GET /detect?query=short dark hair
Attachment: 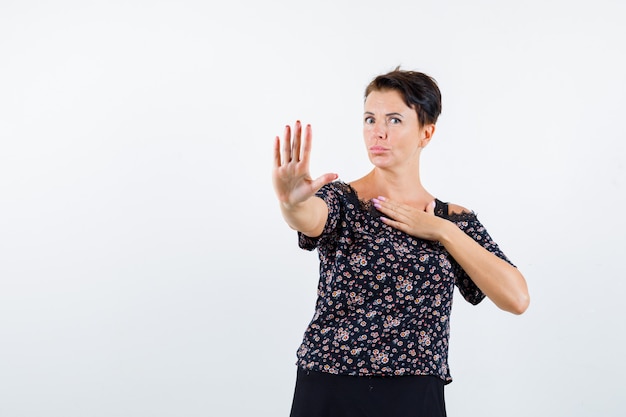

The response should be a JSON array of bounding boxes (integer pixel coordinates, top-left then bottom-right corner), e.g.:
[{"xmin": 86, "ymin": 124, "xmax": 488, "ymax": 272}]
[{"xmin": 365, "ymin": 67, "xmax": 442, "ymax": 126}]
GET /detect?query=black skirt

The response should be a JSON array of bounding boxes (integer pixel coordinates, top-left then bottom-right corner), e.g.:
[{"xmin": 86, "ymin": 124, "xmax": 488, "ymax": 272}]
[{"xmin": 289, "ymin": 368, "xmax": 447, "ymax": 417}]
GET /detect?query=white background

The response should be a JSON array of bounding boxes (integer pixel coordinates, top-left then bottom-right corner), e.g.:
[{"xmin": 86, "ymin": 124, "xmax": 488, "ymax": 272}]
[{"xmin": 1, "ymin": 1, "xmax": 625, "ymax": 416}]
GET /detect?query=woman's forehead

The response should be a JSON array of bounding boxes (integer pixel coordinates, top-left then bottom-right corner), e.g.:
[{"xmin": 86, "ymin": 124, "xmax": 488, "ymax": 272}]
[{"xmin": 364, "ymin": 89, "xmax": 412, "ymax": 112}]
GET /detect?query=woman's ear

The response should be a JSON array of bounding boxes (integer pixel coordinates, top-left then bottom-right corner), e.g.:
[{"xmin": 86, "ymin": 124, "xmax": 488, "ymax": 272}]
[{"xmin": 419, "ymin": 124, "xmax": 436, "ymax": 148}]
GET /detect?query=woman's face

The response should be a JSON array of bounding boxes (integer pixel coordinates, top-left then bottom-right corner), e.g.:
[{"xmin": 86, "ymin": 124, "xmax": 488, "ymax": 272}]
[{"xmin": 363, "ymin": 89, "xmax": 432, "ymax": 170}]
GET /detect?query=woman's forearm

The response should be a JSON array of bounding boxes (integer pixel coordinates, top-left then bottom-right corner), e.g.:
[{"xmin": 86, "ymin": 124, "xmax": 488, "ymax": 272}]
[
  {"xmin": 280, "ymin": 196, "xmax": 329, "ymax": 238},
  {"xmin": 438, "ymin": 223, "xmax": 530, "ymax": 314}
]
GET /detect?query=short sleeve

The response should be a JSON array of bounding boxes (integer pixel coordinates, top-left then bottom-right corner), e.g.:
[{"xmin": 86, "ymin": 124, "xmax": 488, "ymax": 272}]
[
  {"xmin": 449, "ymin": 212, "xmax": 516, "ymax": 305},
  {"xmin": 297, "ymin": 182, "xmax": 342, "ymax": 251}
]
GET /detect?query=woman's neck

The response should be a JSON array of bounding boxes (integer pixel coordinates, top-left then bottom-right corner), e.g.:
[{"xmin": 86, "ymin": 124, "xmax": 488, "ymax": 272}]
[{"xmin": 352, "ymin": 167, "xmax": 434, "ymax": 208}]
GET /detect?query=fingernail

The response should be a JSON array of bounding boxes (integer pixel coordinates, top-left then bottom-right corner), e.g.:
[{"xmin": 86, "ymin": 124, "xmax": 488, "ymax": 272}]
[{"xmin": 378, "ymin": 196, "xmax": 386, "ymax": 201}]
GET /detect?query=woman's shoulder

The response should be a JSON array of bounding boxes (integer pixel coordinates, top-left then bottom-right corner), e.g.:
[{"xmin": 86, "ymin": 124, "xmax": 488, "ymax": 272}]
[
  {"xmin": 345, "ymin": 177, "xmax": 371, "ymax": 200},
  {"xmin": 316, "ymin": 180, "xmax": 358, "ymax": 204},
  {"xmin": 320, "ymin": 180, "xmax": 352, "ymax": 194},
  {"xmin": 447, "ymin": 202, "xmax": 472, "ymax": 216},
  {"xmin": 436, "ymin": 200, "xmax": 477, "ymax": 222}
]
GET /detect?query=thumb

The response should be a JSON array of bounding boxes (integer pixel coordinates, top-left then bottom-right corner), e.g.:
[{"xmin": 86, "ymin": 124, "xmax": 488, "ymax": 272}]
[
  {"xmin": 426, "ymin": 200, "xmax": 436, "ymax": 215},
  {"xmin": 311, "ymin": 172, "xmax": 339, "ymax": 192}
]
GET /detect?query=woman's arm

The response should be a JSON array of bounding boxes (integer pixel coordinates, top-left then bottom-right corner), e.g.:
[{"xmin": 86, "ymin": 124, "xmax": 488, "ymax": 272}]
[
  {"xmin": 372, "ymin": 197, "xmax": 530, "ymax": 314},
  {"xmin": 437, "ymin": 221, "xmax": 530, "ymax": 314},
  {"xmin": 279, "ymin": 197, "xmax": 329, "ymax": 237}
]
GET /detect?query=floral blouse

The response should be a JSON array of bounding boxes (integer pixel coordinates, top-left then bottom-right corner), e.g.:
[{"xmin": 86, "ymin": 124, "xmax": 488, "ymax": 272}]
[{"xmin": 296, "ymin": 181, "xmax": 514, "ymax": 384}]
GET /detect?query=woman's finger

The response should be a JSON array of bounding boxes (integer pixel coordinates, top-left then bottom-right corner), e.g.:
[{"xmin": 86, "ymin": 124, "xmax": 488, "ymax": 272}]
[
  {"xmin": 273, "ymin": 136, "xmax": 282, "ymax": 168},
  {"xmin": 300, "ymin": 123, "xmax": 313, "ymax": 166},
  {"xmin": 373, "ymin": 198, "xmax": 401, "ymax": 222},
  {"xmin": 291, "ymin": 120, "xmax": 302, "ymax": 163},
  {"xmin": 374, "ymin": 197, "xmax": 408, "ymax": 217},
  {"xmin": 311, "ymin": 172, "xmax": 339, "ymax": 192},
  {"xmin": 281, "ymin": 124, "xmax": 292, "ymax": 165},
  {"xmin": 380, "ymin": 216, "xmax": 409, "ymax": 233}
]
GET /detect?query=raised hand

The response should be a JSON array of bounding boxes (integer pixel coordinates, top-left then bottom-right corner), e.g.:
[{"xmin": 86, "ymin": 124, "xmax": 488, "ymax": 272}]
[{"xmin": 272, "ymin": 121, "xmax": 337, "ymax": 208}]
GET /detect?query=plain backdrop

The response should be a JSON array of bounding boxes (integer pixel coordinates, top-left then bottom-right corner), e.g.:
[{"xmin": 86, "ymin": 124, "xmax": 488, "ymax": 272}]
[{"xmin": 1, "ymin": 1, "xmax": 625, "ymax": 416}]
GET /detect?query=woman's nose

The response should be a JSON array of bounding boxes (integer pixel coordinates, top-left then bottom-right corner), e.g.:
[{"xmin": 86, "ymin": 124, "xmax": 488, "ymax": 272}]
[{"xmin": 372, "ymin": 121, "xmax": 387, "ymax": 139}]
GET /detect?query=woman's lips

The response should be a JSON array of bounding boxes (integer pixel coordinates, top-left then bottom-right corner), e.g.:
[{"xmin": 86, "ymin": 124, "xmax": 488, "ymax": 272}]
[{"xmin": 369, "ymin": 146, "xmax": 389, "ymax": 153}]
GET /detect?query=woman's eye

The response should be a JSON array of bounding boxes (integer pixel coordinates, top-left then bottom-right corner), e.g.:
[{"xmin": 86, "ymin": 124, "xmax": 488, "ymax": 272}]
[
  {"xmin": 364, "ymin": 117, "xmax": 374, "ymax": 124},
  {"xmin": 389, "ymin": 117, "xmax": 401, "ymax": 124}
]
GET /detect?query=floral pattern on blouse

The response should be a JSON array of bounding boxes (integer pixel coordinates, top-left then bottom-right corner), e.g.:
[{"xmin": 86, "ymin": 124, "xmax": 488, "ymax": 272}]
[{"xmin": 296, "ymin": 181, "xmax": 514, "ymax": 384}]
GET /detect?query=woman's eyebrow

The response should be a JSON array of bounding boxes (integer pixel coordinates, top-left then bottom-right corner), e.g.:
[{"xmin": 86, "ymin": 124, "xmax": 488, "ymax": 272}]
[{"xmin": 363, "ymin": 111, "xmax": 404, "ymax": 117}]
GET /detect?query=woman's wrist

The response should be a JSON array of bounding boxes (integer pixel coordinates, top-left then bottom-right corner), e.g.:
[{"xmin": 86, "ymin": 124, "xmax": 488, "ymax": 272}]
[{"xmin": 436, "ymin": 220, "xmax": 461, "ymax": 245}]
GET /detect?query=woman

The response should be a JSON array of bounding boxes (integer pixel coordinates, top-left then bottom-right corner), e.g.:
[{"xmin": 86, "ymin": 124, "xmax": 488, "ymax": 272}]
[{"xmin": 272, "ymin": 68, "xmax": 530, "ymax": 417}]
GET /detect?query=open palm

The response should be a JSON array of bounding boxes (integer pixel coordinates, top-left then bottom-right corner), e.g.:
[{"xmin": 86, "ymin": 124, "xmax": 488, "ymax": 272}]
[{"xmin": 272, "ymin": 121, "xmax": 337, "ymax": 207}]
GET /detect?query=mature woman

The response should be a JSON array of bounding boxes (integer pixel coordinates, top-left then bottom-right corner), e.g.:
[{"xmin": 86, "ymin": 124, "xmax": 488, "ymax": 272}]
[{"xmin": 272, "ymin": 68, "xmax": 529, "ymax": 417}]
